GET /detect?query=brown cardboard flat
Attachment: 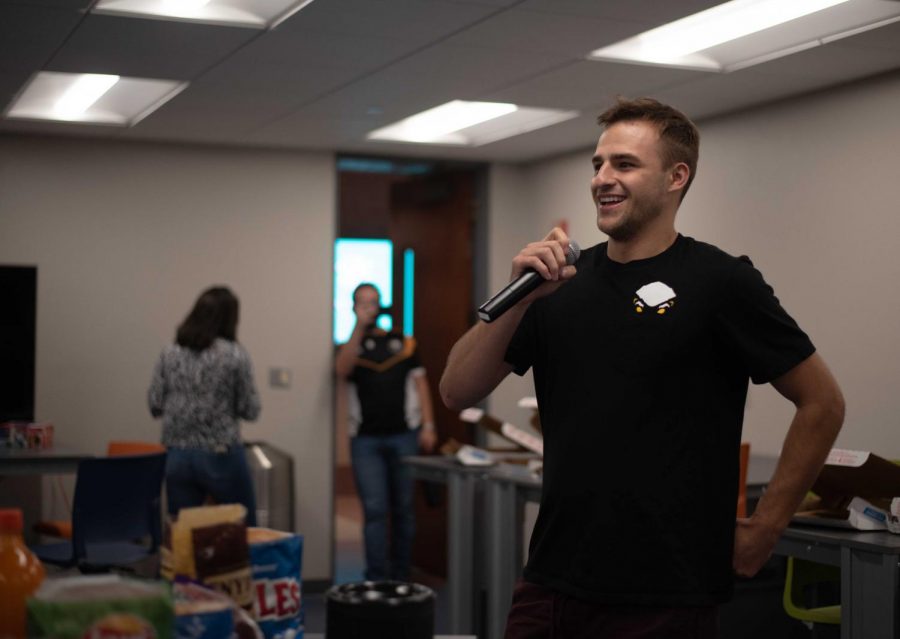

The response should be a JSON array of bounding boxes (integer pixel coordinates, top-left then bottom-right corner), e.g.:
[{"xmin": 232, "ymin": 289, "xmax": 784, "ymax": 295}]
[
  {"xmin": 812, "ymin": 449, "xmax": 900, "ymax": 509},
  {"xmin": 793, "ymin": 449, "xmax": 900, "ymax": 529}
]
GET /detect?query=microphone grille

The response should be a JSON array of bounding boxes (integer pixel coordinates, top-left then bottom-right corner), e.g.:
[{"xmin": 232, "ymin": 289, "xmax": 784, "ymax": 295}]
[{"xmin": 565, "ymin": 240, "xmax": 581, "ymax": 265}]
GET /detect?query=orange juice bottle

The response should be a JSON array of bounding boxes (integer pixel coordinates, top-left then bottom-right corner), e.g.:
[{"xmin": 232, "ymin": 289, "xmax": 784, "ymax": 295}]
[{"xmin": 0, "ymin": 508, "xmax": 46, "ymax": 638}]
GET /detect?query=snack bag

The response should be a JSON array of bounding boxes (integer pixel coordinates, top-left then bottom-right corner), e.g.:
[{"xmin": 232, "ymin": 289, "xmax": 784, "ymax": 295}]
[
  {"xmin": 248, "ymin": 528, "xmax": 304, "ymax": 639},
  {"xmin": 174, "ymin": 581, "xmax": 265, "ymax": 639},
  {"xmin": 161, "ymin": 504, "xmax": 253, "ymax": 611},
  {"xmin": 27, "ymin": 575, "xmax": 173, "ymax": 639},
  {"xmin": 173, "ymin": 582, "xmax": 234, "ymax": 639}
]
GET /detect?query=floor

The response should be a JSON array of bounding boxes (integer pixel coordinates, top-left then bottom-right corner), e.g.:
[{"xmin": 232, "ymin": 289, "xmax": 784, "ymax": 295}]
[{"xmin": 304, "ymin": 492, "xmax": 450, "ymax": 633}]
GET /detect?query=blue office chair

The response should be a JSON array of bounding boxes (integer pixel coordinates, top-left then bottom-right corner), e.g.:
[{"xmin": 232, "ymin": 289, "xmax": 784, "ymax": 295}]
[{"xmin": 31, "ymin": 452, "xmax": 167, "ymax": 573}]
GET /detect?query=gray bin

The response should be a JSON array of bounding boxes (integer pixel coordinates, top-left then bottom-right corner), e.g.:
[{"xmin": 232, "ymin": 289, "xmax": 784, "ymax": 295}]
[{"xmin": 244, "ymin": 441, "xmax": 295, "ymax": 531}]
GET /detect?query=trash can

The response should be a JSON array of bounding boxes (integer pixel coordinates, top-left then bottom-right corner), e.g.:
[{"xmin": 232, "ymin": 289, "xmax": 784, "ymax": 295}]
[
  {"xmin": 326, "ymin": 581, "xmax": 435, "ymax": 639},
  {"xmin": 244, "ymin": 441, "xmax": 294, "ymax": 531}
]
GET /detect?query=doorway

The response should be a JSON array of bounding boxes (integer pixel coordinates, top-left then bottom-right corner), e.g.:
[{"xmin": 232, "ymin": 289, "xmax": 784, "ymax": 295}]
[{"xmin": 332, "ymin": 156, "xmax": 485, "ymax": 585}]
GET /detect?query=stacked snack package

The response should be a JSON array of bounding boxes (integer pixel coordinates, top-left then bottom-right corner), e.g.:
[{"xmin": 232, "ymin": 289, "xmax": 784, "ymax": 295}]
[
  {"xmin": 27, "ymin": 575, "xmax": 173, "ymax": 639},
  {"xmin": 161, "ymin": 504, "xmax": 254, "ymax": 611},
  {"xmin": 248, "ymin": 528, "xmax": 304, "ymax": 639},
  {"xmin": 162, "ymin": 504, "xmax": 304, "ymax": 639}
]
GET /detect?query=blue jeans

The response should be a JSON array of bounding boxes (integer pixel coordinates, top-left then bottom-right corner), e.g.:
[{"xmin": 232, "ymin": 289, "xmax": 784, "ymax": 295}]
[
  {"xmin": 350, "ymin": 429, "xmax": 419, "ymax": 581},
  {"xmin": 165, "ymin": 445, "xmax": 257, "ymax": 526}
]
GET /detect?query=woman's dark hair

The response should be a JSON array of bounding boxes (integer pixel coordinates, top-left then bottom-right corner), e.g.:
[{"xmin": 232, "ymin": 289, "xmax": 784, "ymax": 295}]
[{"xmin": 176, "ymin": 286, "xmax": 239, "ymax": 351}]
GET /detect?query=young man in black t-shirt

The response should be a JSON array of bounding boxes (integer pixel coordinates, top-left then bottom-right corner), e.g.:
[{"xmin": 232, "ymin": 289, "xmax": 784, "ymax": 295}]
[
  {"xmin": 335, "ymin": 283, "xmax": 437, "ymax": 581},
  {"xmin": 440, "ymin": 98, "xmax": 844, "ymax": 638}
]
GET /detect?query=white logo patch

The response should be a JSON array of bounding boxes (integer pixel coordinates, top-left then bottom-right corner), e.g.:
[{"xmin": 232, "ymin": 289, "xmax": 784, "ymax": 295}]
[{"xmin": 633, "ymin": 281, "xmax": 677, "ymax": 315}]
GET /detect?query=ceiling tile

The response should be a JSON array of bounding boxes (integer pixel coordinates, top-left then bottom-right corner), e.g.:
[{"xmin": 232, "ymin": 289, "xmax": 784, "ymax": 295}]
[
  {"xmin": 285, "ymin": 42, "xmax": 571, "ymax": 123},
  {"xmin": 0, "ymin": 4, "xmax": 83, "ymax": 72},
  {"xmin": 648, "ymin": 67, "xmax": 862, "ymax": 123},
  {"xmin": 483, "ymin": 60, "xmax": 706, "ymax": 110},
  {"xmin": 243, "ymin": 113, "xmax": 380, "ymax": 148},
  {"xmin": 277, "ymin": 0, "xmax": 499, "ymax": 43},
  {"xmin": 201, "ymin": 29, "xmax": 422, "ymax": 80},
  {"xmin": 518, "ymin": 0, "xmax": 724, "ymax": 26},
  {"xmin": 445, "ymin": 8, "xmax": 644, "ymax": 57},
  {"xmin": 443, "ymin": 0, "xmax": 521, "ymax": 5},
  {"xmin": 0, "ymin": 0, "xmax": 91, "ymax": 7},
  {"xmin": 0, "ymin": 69, "xmax": 34, "ymax": 111},
  {"xmin": 196, "ymin": 63, "xmax": 362, "ymax": 103},
  {"xmin": 47, "ymin": 14, "xmax": 259, "ymax": 79}
]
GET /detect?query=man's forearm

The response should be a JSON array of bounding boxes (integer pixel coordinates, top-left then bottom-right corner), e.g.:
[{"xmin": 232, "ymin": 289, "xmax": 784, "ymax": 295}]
[
  {"xmin": 439, "ymin": 304, "xmax": 525, "ymax": 410},
  {"xmin": 752, "ymin": 401, "xmax": 844, "ymax": 533}
]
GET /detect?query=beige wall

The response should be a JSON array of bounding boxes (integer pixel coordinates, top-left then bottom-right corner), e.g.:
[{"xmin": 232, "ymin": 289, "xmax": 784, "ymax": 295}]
[
  {"xmin": 0, "ymin": 136, "xmax": 336, "ymax": 579},
  {"xmin": 483, "ymin": 165, "xmax": 538, "ymax": 433},
  {"xmin": 489, "ymin": 70, "xmax": 900, "ymax": 458}
]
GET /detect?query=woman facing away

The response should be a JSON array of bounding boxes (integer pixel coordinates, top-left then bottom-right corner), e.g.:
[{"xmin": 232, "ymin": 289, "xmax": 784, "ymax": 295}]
[{"xmin": 148, "ymin": 286, "xmax": 261, "ymax": 525}]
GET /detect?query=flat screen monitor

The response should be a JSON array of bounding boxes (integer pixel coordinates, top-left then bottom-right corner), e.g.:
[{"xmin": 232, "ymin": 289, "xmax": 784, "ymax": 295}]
[{"xmin": 0, "ymin": 266, "xmax": 37, "ymax": 422}]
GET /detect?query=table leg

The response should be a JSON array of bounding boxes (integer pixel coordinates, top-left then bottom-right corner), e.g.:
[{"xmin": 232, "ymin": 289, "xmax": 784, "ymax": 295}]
[
  {"xmin": 841, "ymin": 546, "xmax": 899, "ymax": 639},
  {"xmin": 486, "ymin": 480, "xmax": 518, "ymax": 639},
  {"xmin": 446, "ymin": 473, "xmax": 476, "ymax": 634}
]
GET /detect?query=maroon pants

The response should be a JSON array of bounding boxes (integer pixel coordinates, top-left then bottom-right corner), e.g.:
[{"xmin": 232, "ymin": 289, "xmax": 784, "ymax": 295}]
[{"xmin": 504, "ymin": 580, "xmax": 719, "ymax": 639}]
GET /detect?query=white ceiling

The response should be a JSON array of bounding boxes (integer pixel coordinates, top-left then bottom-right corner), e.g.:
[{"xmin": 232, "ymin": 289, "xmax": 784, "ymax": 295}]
[{"xmin": 2, "ymin": 0, "xmax": 900, "ymax": 163}]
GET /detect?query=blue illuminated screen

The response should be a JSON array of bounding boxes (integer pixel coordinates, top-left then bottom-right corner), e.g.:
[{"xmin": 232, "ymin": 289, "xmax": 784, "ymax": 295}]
[{"xmin": 334, "ymin": 238, "xmax": 393, "ymax": 344}]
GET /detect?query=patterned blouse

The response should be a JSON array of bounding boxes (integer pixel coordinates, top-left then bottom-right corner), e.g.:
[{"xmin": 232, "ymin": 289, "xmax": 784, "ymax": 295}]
[{"xmin": 148, "ymin": 338, "xmax": 260, "ymax": 449}]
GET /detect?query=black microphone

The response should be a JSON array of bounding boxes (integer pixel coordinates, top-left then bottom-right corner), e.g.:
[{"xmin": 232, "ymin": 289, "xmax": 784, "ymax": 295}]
[{"xmin": 477, "ymin": 240, "xmax": 581, "ymax": 322}]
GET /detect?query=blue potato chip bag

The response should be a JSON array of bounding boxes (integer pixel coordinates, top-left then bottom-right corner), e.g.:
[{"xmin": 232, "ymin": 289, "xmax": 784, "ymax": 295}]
[{"xmin": 248, "ymin": 528, "xmax": 304, "ymax": 639}]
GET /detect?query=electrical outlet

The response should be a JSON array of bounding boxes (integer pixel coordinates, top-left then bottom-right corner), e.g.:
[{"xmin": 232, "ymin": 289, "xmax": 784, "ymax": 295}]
[{"xmin": 269, "ymin": 367, "xmax": 292, "ymax": 389}]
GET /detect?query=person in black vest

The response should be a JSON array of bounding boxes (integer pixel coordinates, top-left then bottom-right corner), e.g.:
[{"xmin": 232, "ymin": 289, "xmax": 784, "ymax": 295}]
[
  {"xmin": 440, "ymin": 97, "xmax": 845, "ymax": 638},
  {"xmin": 335, "ymin": 283, "xmax": 437, "ymax": 581}
]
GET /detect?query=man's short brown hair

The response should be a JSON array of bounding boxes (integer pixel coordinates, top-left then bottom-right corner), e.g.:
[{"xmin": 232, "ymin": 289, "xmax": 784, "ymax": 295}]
[{"xmin": 597, "ymin": 97, "xmax": 700, "ymax": 201}]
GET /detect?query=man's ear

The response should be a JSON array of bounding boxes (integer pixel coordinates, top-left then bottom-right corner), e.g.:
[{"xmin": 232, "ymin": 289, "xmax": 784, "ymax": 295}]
[{"xmin": 669, "ymin": 162, "xmax": 690, "ymax": 193}]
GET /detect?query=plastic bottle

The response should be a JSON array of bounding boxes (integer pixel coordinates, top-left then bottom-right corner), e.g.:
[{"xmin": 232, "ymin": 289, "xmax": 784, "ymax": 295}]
[{"xmin": 0, "ymin": 508, "xmax": 46, "ymax": 638}]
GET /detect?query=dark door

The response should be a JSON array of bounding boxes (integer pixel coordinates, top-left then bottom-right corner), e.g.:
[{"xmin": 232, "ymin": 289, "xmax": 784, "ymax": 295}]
[
  {"xmin": 390, "ymin": 171, "xmax": 476, "ymax": 577},
  {"xmin": 336, "ymin": 163, "xmax": 482, "ymax": 579}
]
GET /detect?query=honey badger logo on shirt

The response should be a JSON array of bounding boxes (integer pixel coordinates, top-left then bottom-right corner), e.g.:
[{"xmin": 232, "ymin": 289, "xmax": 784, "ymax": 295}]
[{"xmin": 633, "ymin": 281, "xmax": 677, "ymax": 315}]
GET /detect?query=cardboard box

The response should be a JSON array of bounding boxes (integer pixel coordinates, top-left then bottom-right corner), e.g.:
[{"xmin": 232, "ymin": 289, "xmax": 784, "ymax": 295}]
[{"xmin": 793, "ymin": 448, "xmax": 900, "ymax": 530}]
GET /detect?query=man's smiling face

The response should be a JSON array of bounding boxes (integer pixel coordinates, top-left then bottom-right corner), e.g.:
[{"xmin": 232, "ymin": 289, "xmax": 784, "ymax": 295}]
[{"xmin": 590, "ymin": 119, "xmax": 674, "ymax": 242}]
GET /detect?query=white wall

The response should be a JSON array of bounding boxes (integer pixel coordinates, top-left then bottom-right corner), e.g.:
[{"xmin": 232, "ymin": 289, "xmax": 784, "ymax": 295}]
[
  {"xmin": 488, "ymin": 70, "xmax": 900, "ymax": 458},
  {"xmin": 484, "ymin": 165, "xmax": 538, "ymax": 432},
  {"xmin": 0, "ymin": 137, "xmax": 336, "ymax": 579}
]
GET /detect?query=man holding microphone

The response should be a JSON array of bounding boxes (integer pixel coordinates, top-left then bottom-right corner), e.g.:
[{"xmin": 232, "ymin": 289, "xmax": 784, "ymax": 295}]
[{"xmin": 440, "ymin": 97, "xmax": 844, "ymax": 638}]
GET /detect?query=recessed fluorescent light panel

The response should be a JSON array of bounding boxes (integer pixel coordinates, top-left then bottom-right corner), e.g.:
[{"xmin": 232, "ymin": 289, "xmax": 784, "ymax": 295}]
[
  {"xmin": 4, "ymin": 72, "xmax": 187, "ymax": 126},
  {"xmin": 588, "ymin": 0, "xmax": 900, "ymax": 72},
  {"xmin": 367, "ymin": 100, "xmax": 579, "ymax": 147},
  {"xmin": 92, "ymin": 0, "xmax": 315, "ymax": 28}
]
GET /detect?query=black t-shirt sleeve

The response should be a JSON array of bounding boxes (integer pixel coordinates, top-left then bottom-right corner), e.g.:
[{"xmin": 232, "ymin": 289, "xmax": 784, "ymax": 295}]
[
  {"xmin": 504, "ymin": 304, "xmax": 538, "ymax": 376},
  {"xmin": 715, "ymin": 258, "xmax": 815, "ymax": 384}
]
